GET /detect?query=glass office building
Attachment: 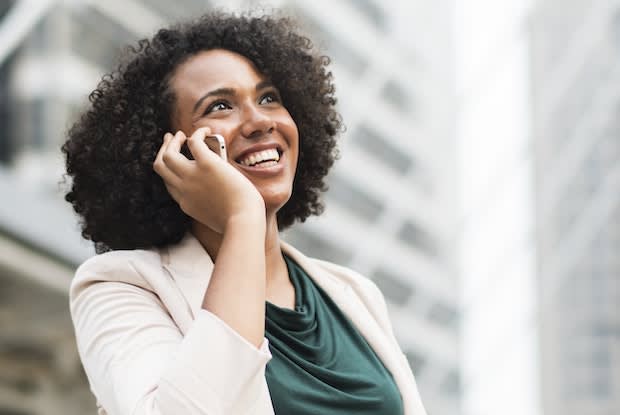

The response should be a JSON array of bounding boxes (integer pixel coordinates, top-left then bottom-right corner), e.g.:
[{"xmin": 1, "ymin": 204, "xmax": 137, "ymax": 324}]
[{"xmin": 530, "ymin": 1, "xmax": 620, "ymax": 414}]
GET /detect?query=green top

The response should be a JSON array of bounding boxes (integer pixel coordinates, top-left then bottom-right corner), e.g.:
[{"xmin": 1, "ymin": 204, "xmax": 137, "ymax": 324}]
[{"xmin": 265, "ymin": 255, "xmax": 404, "ymax": 415}]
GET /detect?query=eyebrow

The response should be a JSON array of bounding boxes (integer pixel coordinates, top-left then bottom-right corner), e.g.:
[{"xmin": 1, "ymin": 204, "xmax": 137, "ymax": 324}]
[{"xmin": 192, "ymin": 80, "xmax": 276, "ymax": 114}]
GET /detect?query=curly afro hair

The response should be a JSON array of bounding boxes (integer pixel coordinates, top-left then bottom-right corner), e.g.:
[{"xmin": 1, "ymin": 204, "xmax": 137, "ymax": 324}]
[{"xmin": 63, "ymin": 11, "xmax": 342, "ymax": 253}]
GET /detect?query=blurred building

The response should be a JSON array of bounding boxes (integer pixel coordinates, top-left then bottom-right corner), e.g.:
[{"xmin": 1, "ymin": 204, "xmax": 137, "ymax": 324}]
[
  {"xmin": 0, "ymin": 0, "xmax": 460, "ymax": 413},
  {"xmin": 530, "ymin": 1, "xmax": 620, "ymax": 414},
  {"xmin": 454, "ymin": 1, "xmax": 541, "ymax": 415}
]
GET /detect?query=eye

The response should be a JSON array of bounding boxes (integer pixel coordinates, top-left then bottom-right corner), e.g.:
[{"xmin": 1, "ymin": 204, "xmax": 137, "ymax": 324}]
[
  {"xmin": 204, "ymin": 100, "xmax": 232, "ymax": 115},
  {"xmin": 259, "ymin": 91, "xmax": 280, "ymax": 105}
]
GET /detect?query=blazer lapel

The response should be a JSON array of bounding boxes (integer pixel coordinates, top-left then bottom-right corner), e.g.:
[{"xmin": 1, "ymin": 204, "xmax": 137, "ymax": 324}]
[{"xmin": 161, "ymin": 233, "xmax": 215, "ymax": 330}]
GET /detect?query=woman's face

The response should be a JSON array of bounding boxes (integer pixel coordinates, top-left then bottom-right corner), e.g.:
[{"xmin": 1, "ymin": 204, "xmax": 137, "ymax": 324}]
[{"xmin": 169, "ymin": 49, "xmax": 299, "ymax": 215}]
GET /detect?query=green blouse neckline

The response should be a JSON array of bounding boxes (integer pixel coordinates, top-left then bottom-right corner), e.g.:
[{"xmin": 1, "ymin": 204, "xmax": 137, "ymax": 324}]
[{"xmin": 264, "ymin": 254, "xmax": 403, "ymax": 415}]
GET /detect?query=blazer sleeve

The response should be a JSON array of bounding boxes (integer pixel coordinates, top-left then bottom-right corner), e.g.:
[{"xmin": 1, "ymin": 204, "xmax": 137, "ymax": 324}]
[{"xmin": 70, "ymin": 256, "xmax": 272, "ymax": 415}]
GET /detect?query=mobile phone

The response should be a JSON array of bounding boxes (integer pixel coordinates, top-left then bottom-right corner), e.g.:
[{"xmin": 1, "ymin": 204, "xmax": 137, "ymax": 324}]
[
  {"xmin": 204, "ymin": 134, "xmax": 227, "ymax": 161},
  {"xmin": 182, "ymin": 134, "xmax": 227, "ymax": 161}
]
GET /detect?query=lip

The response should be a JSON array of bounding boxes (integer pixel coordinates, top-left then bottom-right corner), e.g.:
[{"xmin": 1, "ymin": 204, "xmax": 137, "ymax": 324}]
[{"xmin": 233, "ymin": 142, "xmax": 283, "ymax": 163}]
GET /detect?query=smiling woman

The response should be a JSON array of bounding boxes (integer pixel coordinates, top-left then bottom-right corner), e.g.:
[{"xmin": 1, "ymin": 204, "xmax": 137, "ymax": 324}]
[{"xmin": 62, "ymin": 10, "xmax": 427, "ymax": 415}]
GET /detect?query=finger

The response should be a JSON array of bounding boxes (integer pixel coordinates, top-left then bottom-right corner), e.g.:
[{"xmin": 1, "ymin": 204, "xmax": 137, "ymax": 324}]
[
  {"xmin": 168, "ymin": 130, "xmax": 188, "ymax": 152},
  {"xmin": 153, "ymin": 132, "xmax": 173, "ymax": 169},
  {"xmin": 154, "ymin": 133, "xmax": 182, "ymax": 183},
  {"xmin": 163, "ymin": 130, "xmax": 193, "ymax": 176},
  {"xmin": 187, "ymin": 127, "xmax": 219, "ymax": 163},
  {"xmin": 155, "ymin": 162, "xmax": 183, "ymax": 189},
  {"xmin": 154, "ymin": 133, "xmax": 175, "ymax": 175}
]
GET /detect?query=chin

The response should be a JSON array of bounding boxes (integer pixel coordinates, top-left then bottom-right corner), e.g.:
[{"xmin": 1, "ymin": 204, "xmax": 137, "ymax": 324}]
[{"xmin": 260, "ymin": 190, "xmax": 292, "ymax": 214}]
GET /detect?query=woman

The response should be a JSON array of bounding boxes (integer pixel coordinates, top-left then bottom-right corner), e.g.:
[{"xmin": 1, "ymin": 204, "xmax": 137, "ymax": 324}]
[{"xmin": 63, "ymin": 11, "xmax": 427, "ymax": 415}]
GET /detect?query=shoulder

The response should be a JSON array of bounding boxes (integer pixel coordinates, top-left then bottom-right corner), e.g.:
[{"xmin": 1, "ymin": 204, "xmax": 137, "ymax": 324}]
[
  {"xmin": 75, "ymin": 248, "xmax": 161, "ymax": 276},
  {"xmin": 71, "ymin": 248, "xmax": 164, "ymax": 299}
]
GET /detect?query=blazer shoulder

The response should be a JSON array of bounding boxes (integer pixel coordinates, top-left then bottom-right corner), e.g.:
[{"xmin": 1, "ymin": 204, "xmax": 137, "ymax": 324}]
[
  {"xmin": 71, "ymin": 248, "xmax": 163, "ymax": 296},
  {"xmin": 75, "ymin": 248, "xmax": 161, "ymax": 278}
]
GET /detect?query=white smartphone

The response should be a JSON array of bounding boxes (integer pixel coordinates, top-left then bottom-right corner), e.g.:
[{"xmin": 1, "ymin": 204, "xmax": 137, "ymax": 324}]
[{"xmin": 204, "ymin": 134, "xmax": 227, "ymax": 161}]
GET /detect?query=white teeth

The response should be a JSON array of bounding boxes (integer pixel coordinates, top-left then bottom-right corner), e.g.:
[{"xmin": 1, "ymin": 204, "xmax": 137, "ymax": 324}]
[{"xmin": 240, "ymin": 148, "xmax": 280, "ymax": 166}]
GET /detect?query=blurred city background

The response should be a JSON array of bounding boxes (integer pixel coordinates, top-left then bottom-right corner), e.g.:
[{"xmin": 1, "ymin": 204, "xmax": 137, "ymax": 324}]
[{"xmin": 0, "ymin": 0, "xmax": 617, "ymax": 414}]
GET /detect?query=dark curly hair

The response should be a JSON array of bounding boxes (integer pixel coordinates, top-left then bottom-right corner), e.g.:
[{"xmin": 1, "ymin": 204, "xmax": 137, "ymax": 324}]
[{"xmin": 62, "ymin": 11, "xmax": 342, "ymax": 253}]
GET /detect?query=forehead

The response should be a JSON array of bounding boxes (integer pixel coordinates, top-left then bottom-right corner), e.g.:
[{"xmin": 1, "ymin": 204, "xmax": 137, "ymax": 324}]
[{"xmin": 170, "ymin": 49, "xmax": 266, "ymax": 95}]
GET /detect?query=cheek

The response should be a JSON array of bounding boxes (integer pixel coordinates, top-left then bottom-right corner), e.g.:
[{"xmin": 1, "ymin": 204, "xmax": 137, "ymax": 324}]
[
  {"xmin": 286, "ymin": 131, "xmax": 300, "ymax": 167},
  {"xmin": 190, "ymin": 121, "xmax": 239, "ymax": 148},
  {"xmin": 277, "ymin": 116, "xmax": 299, "ymax": 148}
]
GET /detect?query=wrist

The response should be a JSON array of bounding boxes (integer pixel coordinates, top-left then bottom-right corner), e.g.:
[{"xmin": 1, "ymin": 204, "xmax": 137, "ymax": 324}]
[{"xmin": 225, "ymin": 208, "xmax": 266, "ymax": 234}]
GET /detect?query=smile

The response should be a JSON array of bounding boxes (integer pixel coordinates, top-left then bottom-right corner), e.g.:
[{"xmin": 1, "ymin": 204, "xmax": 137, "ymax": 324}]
[
  {"xmin": 238, "ymin": 148, "xmax": 280, "ymax": 167},
  {"xmin": 235, "ymin": 148, "xmax": 286, "ymax": 179}
]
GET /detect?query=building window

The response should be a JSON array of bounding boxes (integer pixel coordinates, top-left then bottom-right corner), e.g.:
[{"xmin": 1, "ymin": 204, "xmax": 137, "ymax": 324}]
[
  {"xmin": 326, "ymin": 36, "xmax": 368, "ymax": 77},
  {"xmin": 371, "ymin": 267, "xmax": 414, "ymax": 306},
  {"xmin": 354, "ymin": 124, "xmax": 414, "ymax": 175},
  {"xmin": 426, "ymin": 301, "xmax": 458, "ymax": 330},
  {"xmin": 397, "ymin": 220, "xmax": 437, "ymax": 257},
  {"xmin": 70, "ymin": 6, "xmax": 137, "ymax": 71},
  {"xmin": 326, "ymin": 173, "xmax": 385, "ymax": 222},
  {"xmin": 343, "ymin": 0, "xmax": 386, "ymax": 32},
  {"xmin": 298, "ymin": 13, "xmax": 368, "ymax": 78},
  {"xmin": 381, "ymin": 79, "xmax": 414, "ymax": 114}
]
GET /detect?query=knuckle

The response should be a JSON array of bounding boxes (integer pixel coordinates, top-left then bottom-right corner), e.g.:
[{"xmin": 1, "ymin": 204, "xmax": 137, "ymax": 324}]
[
  {"xmin": 161, "ymin": 153, "xmax": 173, "ymax": 164},
  {"xmin": 195, "ymin": 126, "xmax": 210, "ymax": 136},
  {"xmin": 153, "ymin": 156, "xmax": 164, "ymax": 167},
  {"xmin": 196, "ymin": 157, "xmax": 211, "ymax": 169}
]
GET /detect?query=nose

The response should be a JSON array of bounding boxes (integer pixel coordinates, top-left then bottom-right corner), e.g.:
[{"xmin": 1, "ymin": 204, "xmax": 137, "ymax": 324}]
[{"xmin": 240, "ymin": 104, "xmax": 275, "ymax": 139}]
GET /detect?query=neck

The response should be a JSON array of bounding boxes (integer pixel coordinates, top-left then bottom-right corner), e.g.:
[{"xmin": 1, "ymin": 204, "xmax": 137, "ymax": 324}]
[{"xmin": 191, "ymin": 213, "xmax": 289, "ymax": 287}]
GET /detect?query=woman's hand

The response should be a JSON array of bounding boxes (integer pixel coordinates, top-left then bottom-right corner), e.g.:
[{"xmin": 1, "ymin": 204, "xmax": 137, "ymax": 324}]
[{"xmin": 153, "ymin": 127, "xmax": 265, "ymax": 233}]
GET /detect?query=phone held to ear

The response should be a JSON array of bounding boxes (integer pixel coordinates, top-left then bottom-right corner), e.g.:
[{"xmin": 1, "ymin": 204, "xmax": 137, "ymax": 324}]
[
  {"xmin": 204, "ymin": 134, "xmax": 227, "ymax": 161},
  {"xmin": 182, "ymin": 134, "xmax": 227, "ymax": 162}
]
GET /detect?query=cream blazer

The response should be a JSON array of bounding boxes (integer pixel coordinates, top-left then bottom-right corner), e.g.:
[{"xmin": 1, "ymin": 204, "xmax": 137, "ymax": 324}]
[{"xmin": 70, "ymin": 233, "xmax": 427, "ymax": 415}]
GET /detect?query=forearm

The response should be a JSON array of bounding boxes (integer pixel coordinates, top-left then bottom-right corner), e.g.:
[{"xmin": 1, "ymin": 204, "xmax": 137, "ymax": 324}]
[{"xmin": 201, "ymin": 212, "xmax": 267, "ymax": 348}]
